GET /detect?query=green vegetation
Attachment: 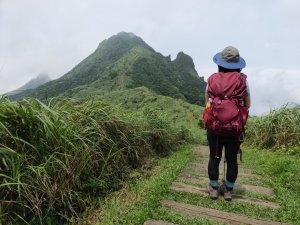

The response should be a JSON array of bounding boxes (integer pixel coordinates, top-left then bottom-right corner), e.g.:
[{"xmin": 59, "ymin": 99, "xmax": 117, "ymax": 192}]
[
  {"xmin": 0, "ymin": 95, "xmax": 196, "ymax": 224},
  {"xmin": 6, "ymin": 31, "xmax": 299, "ymax": 225},
  {"xmin": 80, "ymin": 105, "xmax": 300, "ymax": 225},
  {"xmin": 90, "ymin": 145, "xmax": 215, "ymax": 225},
  {"xmin": 84, "ymin": 145, "xmax": 298, "ymax": 225},
  {"xmin": 162, "ymin": 147, "xmax": 298, "ymax": 224},
  {"xmin": 3, "ymin": 78, "xmax": 300, "ymax": 224},
  {"xmin": 245, "ymin": 106, "xmax": 300, "ymax": 153},
  {"xmin": 100, "ymin": 87, "xmax": 206, "ymax": 144},
  {"xmin": 9, "ymin": 32, "xmax": 206, "ymax": 105},
  {"xmin": 243, "ymin": 148, "xmax": 300, "ymax": 224}
]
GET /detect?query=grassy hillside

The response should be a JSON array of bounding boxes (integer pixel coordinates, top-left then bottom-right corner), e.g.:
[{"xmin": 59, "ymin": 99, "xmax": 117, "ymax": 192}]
[
  {"xmin": 0, "ymin": 92, "xmax": 204, "ymax": 224},
  {"xmin": 99, "ymin": 87, "xmax": 205, "ymax": 143},
  {"xmin": 2, "ymin": 33, "xmax": 207, "ymax": 224}
]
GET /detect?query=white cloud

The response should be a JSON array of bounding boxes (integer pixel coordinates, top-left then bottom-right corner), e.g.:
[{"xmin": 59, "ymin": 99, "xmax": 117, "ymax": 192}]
[
  {"xmin": 198, "ymin": 67, "xmax": 300, "ymax": 116},
  {"xmin": 244, "ymin": 68, "xmax": 300, "ymax": 115},
  {"xmin": 1, "ymin": 0, "xmax": 300, "ymax": 113}
]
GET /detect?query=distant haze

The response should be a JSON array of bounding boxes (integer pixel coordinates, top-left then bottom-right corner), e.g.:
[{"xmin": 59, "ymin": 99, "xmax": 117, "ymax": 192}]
[
  {"xmin": 17, "ymin": 73, "xmax": 51, "ymax": 91},
  {"xmin": 244, "ymin": 68, "xmax": 300, "ymax": 115},
  {"xmin": 1, "ymin": 0, "xmax": 300, "ymax": 115},
  {"xmin": 201, "ymin": 67, "xmax": 300, "ymax": 115}
]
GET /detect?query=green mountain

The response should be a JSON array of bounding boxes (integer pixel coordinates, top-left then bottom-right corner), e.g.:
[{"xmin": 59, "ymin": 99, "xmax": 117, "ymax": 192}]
[
  {"xmin": 10, "ymin": 32, "xmax": 206, "ymax": 104},
  {"xmin": 7, "ymin": 73, "xmax": 51, "ymax": 96}
]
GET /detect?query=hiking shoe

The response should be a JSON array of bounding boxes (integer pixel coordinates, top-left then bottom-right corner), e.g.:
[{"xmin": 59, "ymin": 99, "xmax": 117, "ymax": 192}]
[
  {"xmin": 220, "ymin": 184, "xmax": 232, "ymax": 201},
  {"xmin": 208, "ymin": 185, "xmax": 219, "ymax": 200},
  {"xmin": 223, "ymin": 189, "xmax": 232, "ymax": 201}
]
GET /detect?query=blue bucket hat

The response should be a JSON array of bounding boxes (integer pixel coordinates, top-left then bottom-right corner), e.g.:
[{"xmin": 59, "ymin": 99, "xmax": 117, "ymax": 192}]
[{"xmin": 213, "ymin": 46, "xmax": 246, "ymax": 69}]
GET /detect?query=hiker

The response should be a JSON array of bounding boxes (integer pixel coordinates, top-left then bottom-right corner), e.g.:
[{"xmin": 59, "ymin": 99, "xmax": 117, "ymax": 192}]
[{"xmin": 203, "ymin": 46, "xmax": 251, "ymax": 201}]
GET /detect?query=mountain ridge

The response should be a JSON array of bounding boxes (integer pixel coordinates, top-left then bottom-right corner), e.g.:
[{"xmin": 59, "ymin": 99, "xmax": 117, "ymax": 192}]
[{"xmin": 9, "ymin": 32, "xmax": 206, "ymax": 104}]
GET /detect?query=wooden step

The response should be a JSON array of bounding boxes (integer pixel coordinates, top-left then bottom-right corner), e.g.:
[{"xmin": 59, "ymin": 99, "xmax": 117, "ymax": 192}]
[
  {"xmin": 161, "ymin": 200, "xmax": 289, "ymax": 225},
  {"xmin": 181, "ymin": 165, "xmax": 261, "ymax": 177},
  {"xmin": 186, "ymin": 163, "xmax": 254, "ymax": 176},
  {"xmin": 177, "ymin": 175, "xmax": 275, "ymax": 196},
  {"xmin": 170, "ymin": 182, "xmax": 280, "ymax": 209},
  {"xmin": 193, "ymin": 146, "xmax": 209, "ymax": 155},
  {"xmin": 181, "ymin": 170, "xmax": 262, "ymax": 180},
  {"xmin": 143, "ymin": 220, "xmax": 178, "ymax": 225}
]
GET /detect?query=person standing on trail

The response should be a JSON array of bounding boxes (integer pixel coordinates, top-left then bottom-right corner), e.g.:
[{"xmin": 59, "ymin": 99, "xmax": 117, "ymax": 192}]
[{"xmin": 203, "ymin": 46, "xmax": 251, "ymax": 201}]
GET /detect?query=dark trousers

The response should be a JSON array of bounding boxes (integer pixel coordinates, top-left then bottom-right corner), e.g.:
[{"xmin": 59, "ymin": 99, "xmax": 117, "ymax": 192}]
[{"xmin": 207, "ymin": 131, "xmax": 239, "ymax": 183}]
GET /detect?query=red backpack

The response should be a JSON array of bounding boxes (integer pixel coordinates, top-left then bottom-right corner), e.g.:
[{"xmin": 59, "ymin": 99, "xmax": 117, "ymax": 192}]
[{"xmin": 203, "ymin": 72, "xmax": 248, "ymax": 136}]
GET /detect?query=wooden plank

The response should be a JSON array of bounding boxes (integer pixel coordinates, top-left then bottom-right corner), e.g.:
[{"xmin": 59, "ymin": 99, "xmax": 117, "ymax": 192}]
[
  {"xmin": 143, "ymin": 220, "xmax": 178, "ymax": 225},
  {"xmin": 181, "ymin": 168, "xmax": 261, "ymax": 179},
  {"xmin": 178, "ymin": 175, "xmax": 209, "ymax": 183},
  {"xmin": 161, "ymin": 200, "xmax": 289, "ymax": 225},
  {"xmin": 234, "ymin": 183, "xmax": 274, "ymax": 196},
  {"xmin": 193, "ymin": 146, "xmax": 209, "ymax": 155},
  {"xmin": 186, "ymin": 164, "xmax": 254, "ymax": 177},
  {"xmin": 188, "ymin": 162, "xmax": 252, "ymax": 173},
  {"xmin": 170, "ymin": 182, "xmax": 280, "ymax": 209},
  {"xmin": 177, "ymin": 175, "xmax": 275, "ymax": 196},
  {"xmin": 179, "ymin": 172, "xmax": 264, "ymax": 187}
]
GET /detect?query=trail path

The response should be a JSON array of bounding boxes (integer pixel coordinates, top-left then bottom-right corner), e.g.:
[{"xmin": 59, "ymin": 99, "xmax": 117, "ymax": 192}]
[{"xmin": 144, "ymin": 145, "xmax": 289, "ymax": 225}]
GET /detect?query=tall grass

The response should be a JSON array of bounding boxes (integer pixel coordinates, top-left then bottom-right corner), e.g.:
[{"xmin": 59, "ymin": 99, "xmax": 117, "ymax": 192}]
[
  {"xmin": 0, "ymin": 96, "xmax": 187, "ymax": 224},
  {"xmin": 245, "ymin": 106, "xmax": 300, "ymax": 150}
]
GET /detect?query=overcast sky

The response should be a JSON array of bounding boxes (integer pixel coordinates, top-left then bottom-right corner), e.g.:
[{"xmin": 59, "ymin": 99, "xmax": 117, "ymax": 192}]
[{"xmin": 1, "ymin": 0, "xmax": 300, "ymax": 115}]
